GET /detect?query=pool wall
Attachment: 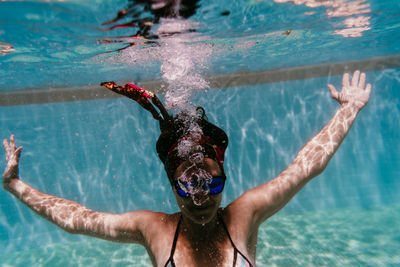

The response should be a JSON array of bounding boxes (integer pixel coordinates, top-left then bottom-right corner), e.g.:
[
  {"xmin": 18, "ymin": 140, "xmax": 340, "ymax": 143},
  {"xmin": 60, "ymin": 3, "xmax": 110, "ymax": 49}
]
[{"xmin": 0, "ymin": 63, "xmax": 399, "ymax": 255}]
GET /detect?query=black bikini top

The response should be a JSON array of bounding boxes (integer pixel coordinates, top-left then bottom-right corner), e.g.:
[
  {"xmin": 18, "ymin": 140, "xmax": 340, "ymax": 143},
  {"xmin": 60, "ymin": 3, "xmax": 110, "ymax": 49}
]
[{"xmin": 164, "ymin": 214, "xmax": 253, "ymax": 267}]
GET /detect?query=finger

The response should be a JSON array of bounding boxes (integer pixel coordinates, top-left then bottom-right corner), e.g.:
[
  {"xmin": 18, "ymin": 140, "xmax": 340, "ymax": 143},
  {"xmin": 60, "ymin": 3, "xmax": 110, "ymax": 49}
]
[
  {"xmin": 4, "ymin": 139, "xmax": 14, "ymax": 161},
  {"xmin": 359, "ymin": 72, "xmax": 366, "ymax": 89},
  {"xmin": 3, "ymin": 138, "xmax": 9, "ymax": 151},
  {"xmin": 351, "ymin": 70, "xmax": 360, "ymax": 87},
  {"xmin": 3, "ymin": 138, "xmax": 10, "ymax": 161},
  {"xmin": 343, "ymin": 73, "xmax": 350, "ymax": 89},
  {"xmin": 14, "ymin": 146, "xmax": 23, "ymax": 162},
  {"xmin": 327, "ymin": 84, "xmax": 339, "ymax": 100},
  {"xmin": 365, "ymin": 83, "xmax": 371, "ymax": 95},
  {"xmin": 10, "ymin": 135, "xmax": 16, "ymax": 151}
]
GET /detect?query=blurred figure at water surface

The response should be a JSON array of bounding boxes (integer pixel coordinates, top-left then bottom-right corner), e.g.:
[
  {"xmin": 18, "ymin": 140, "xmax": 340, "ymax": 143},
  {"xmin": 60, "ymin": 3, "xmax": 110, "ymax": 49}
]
[
  {"xmin": 0, "ymin": 41, "xmax": 15, "ymax": 56},
  {"xmin": 103, "ymin": 0, "xmax": 201, "ymax": 26},
  {"xmin": 100, "ymin": 0, "xmax": 205, "ymax": 51},
  {"xmin": 3, "ymin": 71, "xmax": 371, "ymax": 266}
]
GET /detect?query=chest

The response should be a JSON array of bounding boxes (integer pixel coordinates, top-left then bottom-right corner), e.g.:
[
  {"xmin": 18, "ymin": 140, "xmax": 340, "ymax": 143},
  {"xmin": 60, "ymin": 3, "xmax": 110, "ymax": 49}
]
[
  {"xmin": 166, "ymin": 235, "xmax": 237, "ymax": 267},
  {"xmin": 157, "ymin": 223, "xmax": 254, "ymax": 267},
  {"xmin": 146, "ymin": 215, "xmax": 255, "ymax": 267}
]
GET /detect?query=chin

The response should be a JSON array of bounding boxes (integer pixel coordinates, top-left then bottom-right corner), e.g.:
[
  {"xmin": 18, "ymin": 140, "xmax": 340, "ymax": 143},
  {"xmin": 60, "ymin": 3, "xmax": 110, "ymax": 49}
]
[
  {"xmin": 175, "ymin": 192, "xmax": 222, "ymax": 224},
  {"xmin": 189, "ymin": 213, "xmax": 214, "ymax": 225},
  {"xmin": 185, "ymin": 205, "xmax": 219, "ymax": 224}
]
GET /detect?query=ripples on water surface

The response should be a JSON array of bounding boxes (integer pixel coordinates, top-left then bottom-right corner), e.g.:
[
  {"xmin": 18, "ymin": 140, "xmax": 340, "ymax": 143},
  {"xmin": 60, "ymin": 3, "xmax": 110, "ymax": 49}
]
[{"xmin": 0, "ymin": 0, "xmax": 399, "ymax": 90}]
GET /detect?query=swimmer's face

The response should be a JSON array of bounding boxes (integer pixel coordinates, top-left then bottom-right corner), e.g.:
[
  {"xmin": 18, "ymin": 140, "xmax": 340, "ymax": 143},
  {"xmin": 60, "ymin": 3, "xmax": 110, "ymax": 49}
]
[{"xmin": 172, "ymin": 158, "xmax": 223, "ymax": 224}]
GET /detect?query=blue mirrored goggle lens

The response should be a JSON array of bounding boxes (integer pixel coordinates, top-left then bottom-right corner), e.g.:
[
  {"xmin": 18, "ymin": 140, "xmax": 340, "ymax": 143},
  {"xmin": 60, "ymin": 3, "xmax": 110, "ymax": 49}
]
[
  {"xmin": 175, "ymin": 176, "xmax": 225, "ymax": 197},
  {"xmin": 208, "ymin": 177, "xmax": 225, "ymax": 194},
  {"xmin": 176, "ymin": 187, "xmax": 190, "ymax": 197}
]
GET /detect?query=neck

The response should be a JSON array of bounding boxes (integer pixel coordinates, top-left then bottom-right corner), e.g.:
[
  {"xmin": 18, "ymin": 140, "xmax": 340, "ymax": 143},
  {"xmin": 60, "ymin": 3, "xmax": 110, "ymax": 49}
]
[{"xmin": 181, "ymin": 212, "xmax": 221, "ymax": 242}]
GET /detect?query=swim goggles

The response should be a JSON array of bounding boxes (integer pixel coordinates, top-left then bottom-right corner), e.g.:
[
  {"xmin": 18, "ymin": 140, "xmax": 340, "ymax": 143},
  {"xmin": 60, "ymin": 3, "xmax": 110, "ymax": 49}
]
[{"xmin": 174, "ymin": 175, "xmax": 226, "ymax": 197}]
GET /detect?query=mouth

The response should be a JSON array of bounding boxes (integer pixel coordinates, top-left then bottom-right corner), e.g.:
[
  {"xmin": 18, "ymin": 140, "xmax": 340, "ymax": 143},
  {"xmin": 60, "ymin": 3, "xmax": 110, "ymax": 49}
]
[
  {"xmin": 190, "ymin": 198, "xmax": 214, "ymax": 211},
  {"xmin": 191, "ymin": 193, "xmax": 211, "ymax": 206},
  {"xmin": 193, "ymin": 203, "xmax": 210, "ymax": 210},
  {"xmin": 188, "ymin": 206, "xmax": 212, "ymax": 217}
]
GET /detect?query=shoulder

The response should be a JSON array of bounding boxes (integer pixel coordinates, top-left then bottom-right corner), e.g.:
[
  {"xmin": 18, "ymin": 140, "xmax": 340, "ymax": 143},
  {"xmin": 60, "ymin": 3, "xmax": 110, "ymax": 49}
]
[
  {"xmin": 125, "ymin": 211, "xmax": 181, "ymax": 262},
  {"xmin": 222, "ymin": 188, "xmax": 264, "ymax": 239},
  {"xmin": 128, "ymin": 210, "xmax": 181, "ymax": 237},
  {"xmin": 108, "ymin": 210, "xmax": 179, "ymax": 244},
  {"xmin": 220, "ymin": 206, "xmax": 258, "ymax": 263},
  {"xmin": 118, "ymin": 210, "xmax": 179, "ymax": 231},
  {"xmin": 224, "ymin": 189, "xmax": 258, "ymax": 225}
]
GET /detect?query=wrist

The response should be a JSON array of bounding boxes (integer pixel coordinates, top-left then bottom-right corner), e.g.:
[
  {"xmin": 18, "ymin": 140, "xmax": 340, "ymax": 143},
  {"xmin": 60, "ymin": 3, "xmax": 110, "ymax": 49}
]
[
  {"xmin": 340, "ymin": 102, "xmax": 362, "ymax": 114},
  {"xmin": 341, "ymin": 98, "xmax": 367, "ymax": 112},
  {"xmin": 3, "ymin": 177, "xmax": 19, "ymax": 192}
]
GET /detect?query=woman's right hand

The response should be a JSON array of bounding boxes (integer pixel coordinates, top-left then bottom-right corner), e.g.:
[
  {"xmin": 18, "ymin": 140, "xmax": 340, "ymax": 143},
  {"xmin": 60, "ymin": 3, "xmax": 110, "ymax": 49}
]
[{"xmin": 3, "ymin": 135, "xmax": 23, "ymax": 188}]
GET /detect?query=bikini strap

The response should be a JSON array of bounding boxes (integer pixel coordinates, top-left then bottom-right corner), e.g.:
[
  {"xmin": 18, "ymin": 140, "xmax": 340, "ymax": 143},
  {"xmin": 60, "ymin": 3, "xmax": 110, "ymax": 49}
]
[
  {"xmin": 165, "ymin": 215, "xmax": 182, "ymax": 267},
  {"xmin": 218, "ymin": 212, "xmax": 253, "ymax": 267},
  {"xmin": 218, "ymin": 213, "xmax": 235, "ymax": 247}
]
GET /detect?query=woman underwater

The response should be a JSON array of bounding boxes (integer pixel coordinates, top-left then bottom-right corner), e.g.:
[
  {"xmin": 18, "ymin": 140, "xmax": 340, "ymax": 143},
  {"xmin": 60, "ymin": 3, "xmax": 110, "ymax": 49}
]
[{"xmin": 3, "ymin": 70, "xmax": 371, "ymax": 266}]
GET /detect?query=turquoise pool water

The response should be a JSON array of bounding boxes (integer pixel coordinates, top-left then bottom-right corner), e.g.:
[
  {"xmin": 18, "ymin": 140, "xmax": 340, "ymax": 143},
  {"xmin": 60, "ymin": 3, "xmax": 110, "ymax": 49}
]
[
  {"xmin": 2, "ymin": 206, "xmax": 399, "ymax": 266},
  {"xmin": 1, "ymin": 0, "xmax": 400, "ymax": 266}
]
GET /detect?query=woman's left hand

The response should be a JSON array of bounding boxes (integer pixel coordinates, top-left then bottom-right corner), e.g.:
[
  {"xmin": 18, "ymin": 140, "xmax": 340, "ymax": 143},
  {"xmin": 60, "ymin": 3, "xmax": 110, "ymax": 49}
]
[{"xmin": 327, "ymin": 70, "xmax": 372, "ymax": 110}]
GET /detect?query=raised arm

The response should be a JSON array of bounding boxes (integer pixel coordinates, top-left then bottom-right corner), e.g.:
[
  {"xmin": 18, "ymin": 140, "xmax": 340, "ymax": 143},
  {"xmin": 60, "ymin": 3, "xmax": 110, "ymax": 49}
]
[
  {"xmin": 2, "ymin": 135, "xmax": 148, "ymax": 244},
  {"xmin": 232, "ymin": 70, "xmax": 371, "ymax": 227}
]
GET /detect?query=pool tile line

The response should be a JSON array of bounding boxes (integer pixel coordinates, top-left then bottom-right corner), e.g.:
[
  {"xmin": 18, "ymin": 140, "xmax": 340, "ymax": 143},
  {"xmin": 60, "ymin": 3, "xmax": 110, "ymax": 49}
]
[{"xmin": 1, "ymin": 54, "xmax": 399, "ymax": 106}]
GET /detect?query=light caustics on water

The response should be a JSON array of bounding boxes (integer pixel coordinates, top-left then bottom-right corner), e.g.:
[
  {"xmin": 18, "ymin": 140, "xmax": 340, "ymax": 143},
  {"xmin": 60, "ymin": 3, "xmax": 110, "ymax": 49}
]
[{"xmin": 119, "ymin": 18, "xmax": 214, "ymax": 205}]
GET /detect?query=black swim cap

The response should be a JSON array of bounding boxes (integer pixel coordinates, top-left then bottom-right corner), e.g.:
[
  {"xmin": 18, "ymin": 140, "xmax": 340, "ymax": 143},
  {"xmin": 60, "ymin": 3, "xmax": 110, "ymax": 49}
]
[{"xmin": 156, "ymin": 108, "xmax": 228, "ymax": 181}]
